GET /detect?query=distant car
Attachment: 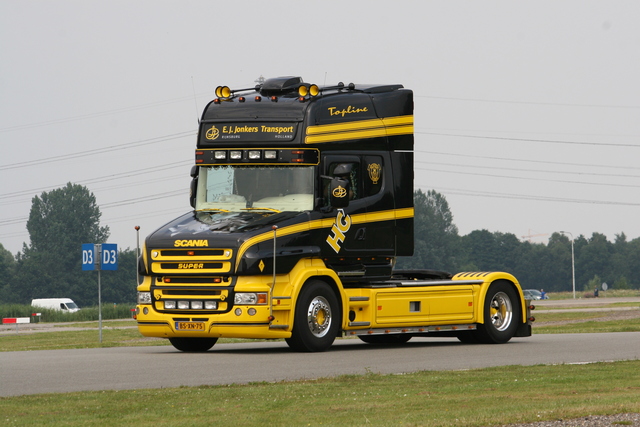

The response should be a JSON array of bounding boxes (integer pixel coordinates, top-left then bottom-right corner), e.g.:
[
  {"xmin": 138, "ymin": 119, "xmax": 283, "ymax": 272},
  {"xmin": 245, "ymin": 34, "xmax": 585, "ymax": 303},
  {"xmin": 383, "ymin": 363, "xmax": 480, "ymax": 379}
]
[{"xmin": 523, "ymin": 289, "xmax": 546, "ymax": 300}]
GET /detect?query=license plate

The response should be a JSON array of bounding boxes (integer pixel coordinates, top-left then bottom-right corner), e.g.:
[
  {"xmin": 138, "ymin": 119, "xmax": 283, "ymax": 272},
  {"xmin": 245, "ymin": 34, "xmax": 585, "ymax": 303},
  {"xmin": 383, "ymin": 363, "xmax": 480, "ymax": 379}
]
[{"xmin": 175, "ymin": 322, "xmax": 205, "ymax": 331}]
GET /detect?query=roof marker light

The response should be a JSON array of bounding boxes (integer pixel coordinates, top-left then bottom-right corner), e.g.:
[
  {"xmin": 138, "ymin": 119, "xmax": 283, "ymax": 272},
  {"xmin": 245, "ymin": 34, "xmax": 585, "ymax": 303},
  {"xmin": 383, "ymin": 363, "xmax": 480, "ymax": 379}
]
[{"xmin": 255, "ymin": 96, "xmax": 262, "ymax": 102}]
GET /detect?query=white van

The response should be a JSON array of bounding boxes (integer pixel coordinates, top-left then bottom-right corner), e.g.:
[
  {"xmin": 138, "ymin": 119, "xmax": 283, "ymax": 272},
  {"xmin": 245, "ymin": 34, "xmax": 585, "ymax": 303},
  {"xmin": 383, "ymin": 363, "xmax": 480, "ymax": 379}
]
[{"xmin": 31, "ymin": 298, "xmax": 80, "ymax": 313}]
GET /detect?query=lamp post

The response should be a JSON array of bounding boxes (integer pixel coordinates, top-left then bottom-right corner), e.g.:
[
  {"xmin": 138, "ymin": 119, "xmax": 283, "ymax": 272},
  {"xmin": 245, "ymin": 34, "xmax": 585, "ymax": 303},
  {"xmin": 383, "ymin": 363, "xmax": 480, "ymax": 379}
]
[
  {"xmin": 559, "ymin": 231, "xmax": 576, "ymax": 299},
  {"xmin": 135, "ymin": 226, "xmax": 141, "ymax": 285}
]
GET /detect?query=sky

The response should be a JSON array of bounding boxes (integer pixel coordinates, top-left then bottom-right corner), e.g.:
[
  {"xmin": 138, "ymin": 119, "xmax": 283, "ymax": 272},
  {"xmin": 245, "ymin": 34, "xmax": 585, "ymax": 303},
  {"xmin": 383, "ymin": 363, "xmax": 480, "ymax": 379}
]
[{"xmin": 1, "ymin": 1, "xmax": 640, "ymax": 255}]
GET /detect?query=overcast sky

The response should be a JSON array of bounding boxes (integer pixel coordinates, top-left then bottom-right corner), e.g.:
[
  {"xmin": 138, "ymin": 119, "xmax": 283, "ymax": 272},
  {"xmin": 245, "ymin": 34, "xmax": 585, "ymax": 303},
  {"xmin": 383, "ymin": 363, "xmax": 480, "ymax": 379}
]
[{"xmin": 1, "ymin": 1, "xmax": 639, "ymax": 256}]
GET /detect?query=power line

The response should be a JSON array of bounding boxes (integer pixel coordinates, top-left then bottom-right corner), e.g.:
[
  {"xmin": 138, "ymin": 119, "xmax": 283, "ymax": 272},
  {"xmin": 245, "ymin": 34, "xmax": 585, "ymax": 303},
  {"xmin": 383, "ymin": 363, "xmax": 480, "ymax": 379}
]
[
  {"xmin": 415, "ymin": 94, "xmax": 640, "ymax": 110},
  {"xmin": 415, "ymin": 149, "xmax": 640, "ymax": 172},
  {"xmin": 416, "ymin": 160, "xmax": 640, "ymax": 180},
  {"xmin": 416, "ymin": 131, "xmax": 640, "ymax": 148},
  {"xmin": 422, "ymin": 185, "xmax": 640, "ymax": 207},
  {"xmin": 416, "ymin": 166, "xmax": 640, "ymax": 189},
  {"xmin": 0, "ymin": 161, "xmax": 190, "ymax": 200},
  {"xmin": 0, "ymin": 93, "xmax": 212, "ymax": 133},
  {"xmin": 0, "ymin": 131, "xmax": 195, "ymax": 171}
]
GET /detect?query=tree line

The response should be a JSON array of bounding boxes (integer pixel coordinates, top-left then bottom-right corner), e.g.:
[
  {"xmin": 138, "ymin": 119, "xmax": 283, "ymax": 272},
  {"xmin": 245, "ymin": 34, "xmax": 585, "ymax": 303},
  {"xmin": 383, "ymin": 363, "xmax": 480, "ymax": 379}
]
[
  {"xmin": 0, "ymin": 183, "xmax": 136, "ymax": 306},
  {"xmin": 395, "ymin": 189, "xmax": 640, "ymax": 293},
  {"xmin": 1, "ymin": 185, "xmax": 639, "ymax": 306}
]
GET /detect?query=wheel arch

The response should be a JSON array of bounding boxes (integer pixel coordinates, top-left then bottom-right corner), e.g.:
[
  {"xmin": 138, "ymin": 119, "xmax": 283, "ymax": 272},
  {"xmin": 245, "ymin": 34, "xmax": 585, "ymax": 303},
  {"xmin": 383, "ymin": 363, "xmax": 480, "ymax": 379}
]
[
  {"xmin": 476, "ymin": 275, "xmax": 527, "ymax": 326},
  {"xmin": 283, "ymin": 261, "xmax": 347, "ymax": 333}
]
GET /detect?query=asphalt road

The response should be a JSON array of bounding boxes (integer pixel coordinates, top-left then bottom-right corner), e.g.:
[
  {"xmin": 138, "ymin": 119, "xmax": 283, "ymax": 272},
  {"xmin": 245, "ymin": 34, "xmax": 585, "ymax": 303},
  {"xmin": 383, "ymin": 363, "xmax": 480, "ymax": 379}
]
[{"xmin": 1, "ymin": 332, "xmax": 639, "ymax": 397}]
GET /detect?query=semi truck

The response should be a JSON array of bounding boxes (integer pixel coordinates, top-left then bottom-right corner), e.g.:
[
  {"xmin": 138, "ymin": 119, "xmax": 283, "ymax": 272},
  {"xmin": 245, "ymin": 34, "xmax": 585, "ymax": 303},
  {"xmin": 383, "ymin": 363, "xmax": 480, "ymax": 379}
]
[{"xmin": 135, "ymin": 76, "xmax": 533, "ymax": 352}]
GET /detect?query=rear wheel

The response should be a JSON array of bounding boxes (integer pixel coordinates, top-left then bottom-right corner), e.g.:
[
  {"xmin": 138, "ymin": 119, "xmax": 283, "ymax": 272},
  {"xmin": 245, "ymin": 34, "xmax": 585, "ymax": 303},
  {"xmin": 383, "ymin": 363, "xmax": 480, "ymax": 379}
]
[
  {"xmin": 169, "ymin": 337, "xmax": 217, "ymax": 352},
  {"xmin": 359, "ymin": 334, "xmax": 412, "ymax": 345},
  {"xmin": 286, "ymin": 280, "xmax": 340, "ymax": 352},
  {"xmin": 475, "ymin": 281, "xmax": 520, "ymax": 344}
]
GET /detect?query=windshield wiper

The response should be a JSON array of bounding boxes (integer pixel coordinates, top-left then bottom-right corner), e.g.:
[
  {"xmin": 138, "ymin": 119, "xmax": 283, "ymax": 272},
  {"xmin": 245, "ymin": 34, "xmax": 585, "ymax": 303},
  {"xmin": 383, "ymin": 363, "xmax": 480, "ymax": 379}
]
[
  {"xmin": 241, "ymin": 207, "xmax": 281, "ymax": 213},
  {"xmin": 196, "ymin": 208, "xmax": 231, "ymax": 213}
]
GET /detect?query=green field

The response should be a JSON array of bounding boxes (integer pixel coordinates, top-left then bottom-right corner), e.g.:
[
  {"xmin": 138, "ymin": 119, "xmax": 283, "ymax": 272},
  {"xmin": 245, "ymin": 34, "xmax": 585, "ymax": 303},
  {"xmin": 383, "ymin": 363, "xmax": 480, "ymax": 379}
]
[{"xmin": 1, "ymin": 361, "xmax": 639, "ymax": 426}]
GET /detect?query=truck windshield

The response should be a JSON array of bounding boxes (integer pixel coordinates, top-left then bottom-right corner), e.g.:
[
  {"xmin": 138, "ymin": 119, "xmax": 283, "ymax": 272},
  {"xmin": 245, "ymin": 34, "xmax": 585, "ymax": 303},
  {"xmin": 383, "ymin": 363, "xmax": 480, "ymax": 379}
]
[{"xmin": 195, "ymin": 165, "xmax": 315, "ymax": 212}]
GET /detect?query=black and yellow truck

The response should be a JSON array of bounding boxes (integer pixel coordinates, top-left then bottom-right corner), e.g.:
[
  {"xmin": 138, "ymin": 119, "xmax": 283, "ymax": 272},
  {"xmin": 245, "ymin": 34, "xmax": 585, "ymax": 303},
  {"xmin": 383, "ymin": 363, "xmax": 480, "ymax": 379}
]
[{"xmin": 136, "ymin": 76, "xmax": 533, "ymax": 352}]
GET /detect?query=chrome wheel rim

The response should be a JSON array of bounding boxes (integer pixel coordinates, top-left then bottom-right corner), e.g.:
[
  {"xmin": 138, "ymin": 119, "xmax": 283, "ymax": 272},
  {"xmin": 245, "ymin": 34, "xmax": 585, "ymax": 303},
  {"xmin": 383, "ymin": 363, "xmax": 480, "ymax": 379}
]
[
  {"xmin": 307, "ymin": 296, "xmax": 332, "ymax": 338},
  {"xmin": 490, "ymin": 292, "xmax": 513, "ymax": 331}
]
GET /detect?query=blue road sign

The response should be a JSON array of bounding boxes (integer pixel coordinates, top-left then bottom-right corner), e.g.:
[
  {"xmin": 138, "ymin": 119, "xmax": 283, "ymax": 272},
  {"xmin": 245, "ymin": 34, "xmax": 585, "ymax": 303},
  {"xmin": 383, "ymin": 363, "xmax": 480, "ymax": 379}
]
[
  {"xmin": 82, "ymin": 243, "xmax": 96, "ymax": 271},
  {"xmin": 101, "ymin": 243, "xmax": 118, "ymax": 271}
]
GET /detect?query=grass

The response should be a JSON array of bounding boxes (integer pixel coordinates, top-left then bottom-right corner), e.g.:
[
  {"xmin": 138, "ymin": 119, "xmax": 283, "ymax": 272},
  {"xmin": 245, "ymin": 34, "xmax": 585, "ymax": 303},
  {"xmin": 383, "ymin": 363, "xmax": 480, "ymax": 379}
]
[
  {"xmin": 1, "ymin": 361, "xmax": 639, "ymax": 426},
  {"xmin": 0, "ymin": 303, "xmax": 136, "ymax": 323},
  {"xmin": 0, "ymin": 327, "xmax": 165, "ymax": 351},
  {"xmin": 534, "ymin": 316, "xmax": 640, "ymax": 334},
  {"xmin": 546, "ymin": 289, "xmax": 640, "ymax": 300}
]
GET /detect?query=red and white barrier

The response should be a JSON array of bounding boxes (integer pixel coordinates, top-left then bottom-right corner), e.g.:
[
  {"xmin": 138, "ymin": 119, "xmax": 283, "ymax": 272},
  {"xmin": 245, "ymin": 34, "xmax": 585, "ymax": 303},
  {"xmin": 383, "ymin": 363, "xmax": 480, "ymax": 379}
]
[{"xmin": 2, "ymin": 317, "xmax": 30, "ymax": 324}]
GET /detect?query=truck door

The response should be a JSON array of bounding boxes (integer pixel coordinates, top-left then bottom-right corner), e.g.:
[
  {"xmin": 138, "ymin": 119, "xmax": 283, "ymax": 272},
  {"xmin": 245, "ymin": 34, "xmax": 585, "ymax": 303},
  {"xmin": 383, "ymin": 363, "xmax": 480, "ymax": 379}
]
[{"xmin": 321, "ymin": 154, "xmax": 395, "ymax": 258}]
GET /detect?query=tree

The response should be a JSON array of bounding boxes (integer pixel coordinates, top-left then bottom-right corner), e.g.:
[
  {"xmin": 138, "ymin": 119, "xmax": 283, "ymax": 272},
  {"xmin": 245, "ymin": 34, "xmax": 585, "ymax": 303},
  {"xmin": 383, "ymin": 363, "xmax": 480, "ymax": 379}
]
[
  {"xmin": 396, "ymin": 189, "xmax": 460, "ymax": 272},
  {"xmin": 13, "ymin": 183, "xmax": 110, "ymax": 305},
  {"xmin": 0, "ymin": 243, "xmax": 17, "ymax": 303},
  {"xmin": 576, "ymin": 233, "xmax": 612, "ymax": 290}
]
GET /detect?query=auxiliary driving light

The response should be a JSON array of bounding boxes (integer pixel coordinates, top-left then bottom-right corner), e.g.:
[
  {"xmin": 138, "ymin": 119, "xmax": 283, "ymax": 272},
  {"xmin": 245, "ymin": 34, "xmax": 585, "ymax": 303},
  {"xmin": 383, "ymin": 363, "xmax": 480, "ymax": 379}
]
[
  {"xmin": 215, "ymin": 86, "xmax": 231, "ymax": 98},
  {"xmin": 214, "ymin": 151, "xmax": 227, "ymax": 159},
  {"xmin": 191, "ymin": 301, "xmax": 203, "ymax": 310},
  {"xmin": 164, "ymin": 300, "xmax": 176, "ymax": 309},
  {"xmin": 178, "ymin": 301, "xmax": 190, "ymax": 310}
]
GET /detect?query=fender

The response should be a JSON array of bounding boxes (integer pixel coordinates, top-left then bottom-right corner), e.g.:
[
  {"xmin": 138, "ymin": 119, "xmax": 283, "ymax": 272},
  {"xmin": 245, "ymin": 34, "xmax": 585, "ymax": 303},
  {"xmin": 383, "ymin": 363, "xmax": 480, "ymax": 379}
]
[
  {"xmin": 452, "ymin": 271, "xmax": 527, "ymax": 325},
  {"xmin": 271, "ymin": 258, "xmax": 348, "ymax": 331}
]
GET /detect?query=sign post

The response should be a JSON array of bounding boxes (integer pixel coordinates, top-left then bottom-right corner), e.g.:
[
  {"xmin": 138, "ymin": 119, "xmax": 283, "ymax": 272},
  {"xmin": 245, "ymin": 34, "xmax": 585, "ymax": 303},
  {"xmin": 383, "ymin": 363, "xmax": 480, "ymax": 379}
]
[{"xmin": 82, "ymin": 243, "xmax": 118, "ymax": 343}]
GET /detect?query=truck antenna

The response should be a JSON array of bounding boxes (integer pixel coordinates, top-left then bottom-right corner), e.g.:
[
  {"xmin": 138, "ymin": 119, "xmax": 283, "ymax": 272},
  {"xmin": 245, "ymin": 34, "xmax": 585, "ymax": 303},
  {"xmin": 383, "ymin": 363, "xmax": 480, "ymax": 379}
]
[{"xmin": 191, "ymin": 76, "xmax": 200, "ymax": 125}]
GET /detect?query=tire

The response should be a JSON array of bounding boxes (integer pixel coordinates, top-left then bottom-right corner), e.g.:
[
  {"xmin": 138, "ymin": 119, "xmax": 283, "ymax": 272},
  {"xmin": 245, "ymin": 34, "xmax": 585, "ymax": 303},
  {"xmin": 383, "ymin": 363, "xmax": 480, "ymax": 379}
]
[
  {"xmin": 169, "ymin": 337, "xmax": 217, "ymax": 352},
  {"xmin": 285, "ymin": 280, "xmax": 341, "ymax": 352},
  {"xmin": 475, "ymin": 281, "xmax": 520, "ymax": 344},
  {"xmin": 358, "ymin": 334, "xmax": 412, "ymax": 345}
]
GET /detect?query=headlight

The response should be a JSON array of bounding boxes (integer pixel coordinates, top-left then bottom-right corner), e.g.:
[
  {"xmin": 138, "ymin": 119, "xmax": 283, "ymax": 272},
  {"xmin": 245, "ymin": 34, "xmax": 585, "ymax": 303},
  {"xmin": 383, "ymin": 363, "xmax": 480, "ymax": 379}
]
[
  {"xmin": 234, "ymin": 292, "xmax": 268, "ymax": 305},
  {"xmin": 138, "ymin": 292, "xmax": 152, "ymax": 304}
]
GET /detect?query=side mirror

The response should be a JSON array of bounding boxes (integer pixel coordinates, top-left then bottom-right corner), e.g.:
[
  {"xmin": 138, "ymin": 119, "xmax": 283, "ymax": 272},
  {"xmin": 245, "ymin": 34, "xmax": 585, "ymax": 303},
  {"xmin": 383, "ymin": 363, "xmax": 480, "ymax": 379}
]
[
  {"xmin": 329, "ymin": 176, "xmax": 350, "ymax": 208},
  {"xmin": 189, "ymin": 179, "xmax": 197, "ymax": 208},
  {"xmin": 189, "ymin": 166, "xmax": 199, "ymax": 208}
]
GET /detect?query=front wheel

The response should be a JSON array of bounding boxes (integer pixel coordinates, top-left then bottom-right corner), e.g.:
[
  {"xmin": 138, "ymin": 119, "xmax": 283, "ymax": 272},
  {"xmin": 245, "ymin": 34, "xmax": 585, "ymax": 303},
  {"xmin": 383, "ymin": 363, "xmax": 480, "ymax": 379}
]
[
  {"xmin": 286, "ymin": 280, "xmax": 341, "ymax": 352},
  {"xmin": 475, "ymin": 281, "xmax": 521, "ymax": 344},
  {"xmin": 169, "ymin": 337, "xmax": 217, "ymax": 352}
]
